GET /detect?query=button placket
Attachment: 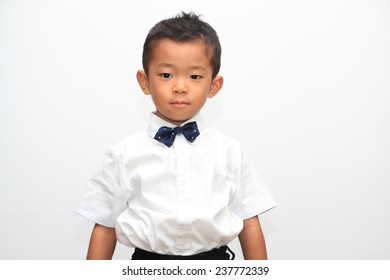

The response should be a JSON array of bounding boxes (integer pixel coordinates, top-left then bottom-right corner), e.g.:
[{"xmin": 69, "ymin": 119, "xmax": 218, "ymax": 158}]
[{"xmin": 174, "ymin": 136, "xmax": 192, "ymax": 252}]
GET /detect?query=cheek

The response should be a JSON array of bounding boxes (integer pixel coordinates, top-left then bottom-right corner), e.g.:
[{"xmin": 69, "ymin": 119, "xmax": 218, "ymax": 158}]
[
  {"xmin": 150, "ymin": 89, "xmax": 170, "ymax": 106},
  {"xmin": 193, "ymin": 94, "xmax": 208, "ymax": 108},
  {"xmin": 151, "ymin": 94, "xmax": 164, "ymax": 106}
]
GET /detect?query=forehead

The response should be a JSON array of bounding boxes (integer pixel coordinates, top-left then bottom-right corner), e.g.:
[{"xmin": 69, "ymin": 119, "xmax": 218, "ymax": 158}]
[{"xmin": 149, "ymin": 38, "xmax": 212, "ymax": 67}]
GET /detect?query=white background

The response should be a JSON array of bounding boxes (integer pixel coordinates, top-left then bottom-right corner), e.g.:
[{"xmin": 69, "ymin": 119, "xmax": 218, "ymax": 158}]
[{"xmin": 1, "ymin": 0, "xmax": 389, "ymax": 260}]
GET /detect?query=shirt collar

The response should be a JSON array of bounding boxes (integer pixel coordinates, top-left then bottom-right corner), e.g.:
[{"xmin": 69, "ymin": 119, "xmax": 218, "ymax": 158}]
[{"xmin": 146, "ymin": 112, "xmax": 205, "ymax": 146}]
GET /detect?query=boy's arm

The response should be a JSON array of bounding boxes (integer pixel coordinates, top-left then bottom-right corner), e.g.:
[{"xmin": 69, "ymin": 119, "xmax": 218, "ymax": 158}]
[
  {"xmin": 238, "ymin": 216, "xmax": 268, "ymax": 260},
  {"xmin": 86, "ymin": 223, "xmax": 117, "ymax": 260}
]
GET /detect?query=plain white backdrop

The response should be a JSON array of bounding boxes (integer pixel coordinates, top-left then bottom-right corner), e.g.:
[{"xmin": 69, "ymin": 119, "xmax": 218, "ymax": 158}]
[{"xmin": 1, "ymin": 0, "xmax": 389, "ymax": 259}]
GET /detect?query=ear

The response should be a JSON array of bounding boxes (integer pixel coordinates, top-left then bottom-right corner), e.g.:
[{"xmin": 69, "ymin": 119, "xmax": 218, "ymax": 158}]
[
  {"xmin": 136, "ymin": 70, "xmax": 151, "ymax": 95},
  {"xmin": 208, "ymin": 75, "xmax": 224, "ymax": 98}
]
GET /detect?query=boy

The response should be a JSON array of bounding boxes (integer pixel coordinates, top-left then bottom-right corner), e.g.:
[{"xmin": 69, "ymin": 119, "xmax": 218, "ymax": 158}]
[{"xmin": 75, "ymin": 12, "xmax": 276, "ymax": 260}]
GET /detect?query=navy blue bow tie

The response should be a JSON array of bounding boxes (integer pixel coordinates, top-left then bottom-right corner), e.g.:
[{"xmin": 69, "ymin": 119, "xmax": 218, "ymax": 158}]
[{"xmin": 154, "ymin": 121, "xmax": 200, "ymax": 147}]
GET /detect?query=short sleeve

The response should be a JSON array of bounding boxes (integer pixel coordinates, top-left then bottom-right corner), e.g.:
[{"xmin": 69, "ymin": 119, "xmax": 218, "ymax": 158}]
[
  {"xmin": 74, "ymin": 149, "xmax": 129, "ymax": 228},
  {"xmin": 229, "ymin": 145, "xmax": 277, "ymax": 220}
]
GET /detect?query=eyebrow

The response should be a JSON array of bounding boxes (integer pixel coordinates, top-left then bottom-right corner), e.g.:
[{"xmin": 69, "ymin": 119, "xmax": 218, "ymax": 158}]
[
  {"xmin": 156, "ymin": 63, "xmax": 174, "ymax": 68},
  {"xmin": 156, "ymin": 63, "xmax": 206, "ymax": 71},
  {"xmin": 190, "ymin": 65, "xmax": 207, "ymax": 71}
]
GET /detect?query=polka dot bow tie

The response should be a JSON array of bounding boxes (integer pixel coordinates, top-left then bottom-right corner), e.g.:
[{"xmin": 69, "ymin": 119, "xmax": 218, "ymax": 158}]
[{"xmin": 154, "ymin": 121, "xmax": 200, "ymax": 148}]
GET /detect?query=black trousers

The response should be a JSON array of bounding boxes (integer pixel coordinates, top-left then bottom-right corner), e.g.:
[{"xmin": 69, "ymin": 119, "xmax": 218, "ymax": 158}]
[{"xmin": 131, "ymin": 246, "xmax": 235, "ymax": 260}]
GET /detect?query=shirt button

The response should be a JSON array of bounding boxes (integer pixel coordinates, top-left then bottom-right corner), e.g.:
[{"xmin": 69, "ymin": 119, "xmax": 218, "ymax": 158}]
[
  {"xmin": 177, "ymin": 239, "xmax": 192, "ymax": 251},
  {"xmin": 178, "ymin": 240, "xmax": 185, "ymax": 246}
]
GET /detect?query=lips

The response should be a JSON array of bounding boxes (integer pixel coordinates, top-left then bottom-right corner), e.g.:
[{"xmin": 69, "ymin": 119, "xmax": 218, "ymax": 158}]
[{"xmin": 171, "ymin": 100, "xmax": 189, "ymax": 107}]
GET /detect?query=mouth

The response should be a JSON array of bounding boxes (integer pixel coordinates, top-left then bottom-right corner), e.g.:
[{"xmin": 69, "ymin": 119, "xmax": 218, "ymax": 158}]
[{"xmin": 171, "ymin": 100, "xmax": 190, "ymax": 107}]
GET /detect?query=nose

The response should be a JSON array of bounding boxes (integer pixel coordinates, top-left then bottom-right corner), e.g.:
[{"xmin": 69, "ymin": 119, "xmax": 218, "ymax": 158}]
[{"xmin": 173, "ymin": 78, "xmax": 188, "ymax": 94}]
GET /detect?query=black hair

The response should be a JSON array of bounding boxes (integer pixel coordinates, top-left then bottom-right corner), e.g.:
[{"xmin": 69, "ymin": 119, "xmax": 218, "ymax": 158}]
[{"xmin": 142, "ymin": 12, "xmax": 221, "ymax": 78}]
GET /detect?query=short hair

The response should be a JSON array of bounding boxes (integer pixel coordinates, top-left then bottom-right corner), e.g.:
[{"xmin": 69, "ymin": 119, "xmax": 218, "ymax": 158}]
[{"xmin": 142, "ymin": 12, "xmax": 221, "ymax": 78}]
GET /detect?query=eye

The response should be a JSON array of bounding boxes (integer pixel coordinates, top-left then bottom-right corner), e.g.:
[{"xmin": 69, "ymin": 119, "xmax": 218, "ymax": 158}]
[
  {"xmin": 190, "ymin": 75, "xmax": 202, "ymax": 80},
  {"xmin": 160, "ymin": 73, "xmax": 173, "ymax": 79}
]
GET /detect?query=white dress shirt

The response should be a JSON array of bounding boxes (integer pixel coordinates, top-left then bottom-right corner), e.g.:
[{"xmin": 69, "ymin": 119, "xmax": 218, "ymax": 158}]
[{"xmin": 75, "ymin": 112, "xmax": 276, "ymax": 255}]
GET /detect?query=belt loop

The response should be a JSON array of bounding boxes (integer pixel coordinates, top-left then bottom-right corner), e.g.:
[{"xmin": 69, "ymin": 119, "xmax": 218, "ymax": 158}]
[{"xmin": 226, "ymin": 246, "xmax": 235, "ymax": 260}]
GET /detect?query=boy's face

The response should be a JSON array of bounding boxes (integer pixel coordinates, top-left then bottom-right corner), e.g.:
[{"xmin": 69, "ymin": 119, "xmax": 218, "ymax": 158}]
[{"xmin": 137, "ymin": 39, "xmax": 223, "ymax": 126}]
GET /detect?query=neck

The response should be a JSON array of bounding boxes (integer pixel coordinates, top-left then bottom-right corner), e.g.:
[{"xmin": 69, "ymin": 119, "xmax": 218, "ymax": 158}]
[{"xmin": 155, "ymin": 111, "xmax": 190, "ymax": 126}]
